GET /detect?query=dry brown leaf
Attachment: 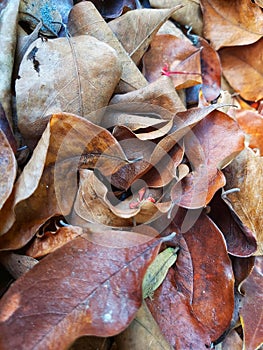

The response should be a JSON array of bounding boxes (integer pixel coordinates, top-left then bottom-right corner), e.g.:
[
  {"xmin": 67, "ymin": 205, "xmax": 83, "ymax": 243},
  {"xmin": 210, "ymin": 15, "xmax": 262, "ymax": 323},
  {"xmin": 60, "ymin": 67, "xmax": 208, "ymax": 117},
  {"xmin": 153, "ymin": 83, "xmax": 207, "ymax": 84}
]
[
  {"xmin": 0, "ymin": 113, "xmax": 129, "ymax": 250},
  {"xmin": 201, "ymin": 0, "xmax": 263, "ymax": 49},
  {"xmin": 68, "ymin": 1, "xmax": 147, "ymax": 93},
  {"xmin": 150, "ymin": 0, "xmax": 203, "ymax": 36},
  {"xmin": 220, "ymin": 39, "xmax": 263, "ymax": 102},
  {"xmin": 0, "ymin": 252, "xmax": 38, "ymax": 279},
  {"xmin": 108, "ymin": 6, "xmax": 182, "ymax": 65},
  {"xmin": 110, "ymin": 75, "xmax": 186, "ymax": 116},
  {"xmin": 115, "ymin": 301, "xmax": 172, "ymax": 349},
  {"xmin": 223, "ymin": 148, "xmax": 263, "ymax": 255},
  {"xmin": 16, "ymin": 35, "xmax": 121, "ymax": 148},
  {"xmin": 221, "ymin": 329, "xmax": 243, "ymax": 350},
  {"xmin": 142, "ymin": 34, "xmax": 202, "ymax": 89},
  {"xmin": 0, "ymin": 130, "xmax": 16, "ymax": 210},
  {"xmin": 0, "ymin": 0, "xmax": 20, "ymax": 127}
]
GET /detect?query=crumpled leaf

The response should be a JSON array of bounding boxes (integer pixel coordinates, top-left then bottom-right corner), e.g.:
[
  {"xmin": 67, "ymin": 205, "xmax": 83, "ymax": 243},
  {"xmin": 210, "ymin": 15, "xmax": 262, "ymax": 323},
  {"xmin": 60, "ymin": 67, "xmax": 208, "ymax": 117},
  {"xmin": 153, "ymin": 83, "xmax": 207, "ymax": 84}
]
[
  {"xmin": 142, "ymin": 34, "xmax": 202, "ymax": 89},
  {"xmin": 16, "ymin": 35, "xmax": 121, "ymax": 148},
  {"xmin": 0, "ymin": 230, "xmax": 162, "ymax": 350},
  {"xmin": 150, "ymin": 0, "xmax": 203, "ymax": 36},
  {"xmin": 147, "ymin": 214, "xmax": 235, "ymax": 348},
  {"xmin": 26, "ymin": 225, "xmax": 83, "ymax": 258},
  {"xmin": 171, "ymin": 110, "xmax": 245, "ymax": 208},
  {"xmin": 115, "ymin": 301, "xmax": 173, "ymax": 350},
  {"xmin": 201, "ymin": 0, "xmax": 263, "ymax": 50},
  {"xmin": 0, "ymin": 130, "xmax": 17, "ymax": 210},
  {"xmin": 142, "ymin": 246, "xmax": 179, "ymax": 299},
  {"xmin": 223, "ymin": 148, "xmax": 263, "ymax": 255},
  {"xmin": 236, "ymin": 109, "xmax": 263, "ymax": 154},
  {"xmin": 0, "ymin": 113, "xmax": 129, "ymax": 251},
  {"xmin": 0, "ymin": 0, "xmax": 20, "ymax": 127},
  {"xmin": 108, "ymin": 6, "xmax": 182, "ymax": 65},
  {"xmin": 68, "ymin": 1, "xmax": 147, "ymax": 93},
  {"xmin": 220, "ymin": 38, "xmax": 263, "ymax": 102},
  {"xmin": 209, "ymin": 192, "xmax": 257, "ymax": 257},
  {"xmin": 239, "ymin": 257, "xmax": 263, "ymax": 350}
]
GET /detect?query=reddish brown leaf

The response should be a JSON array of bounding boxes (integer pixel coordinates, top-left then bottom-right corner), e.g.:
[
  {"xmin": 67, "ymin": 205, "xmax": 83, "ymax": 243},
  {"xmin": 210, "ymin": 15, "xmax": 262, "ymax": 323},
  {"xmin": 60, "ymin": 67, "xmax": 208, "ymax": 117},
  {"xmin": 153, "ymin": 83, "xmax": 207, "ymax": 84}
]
[
  {"xmin": 236, "ymin": 109, "xmax": 263, "ymax": 154},
  {"xmin": 219, "ymin": 39, "xmax": 263, "ymax": 102},
  {"xmin": 201, "ymin": 0, "xmax": 263, "ymax": 49},
  {"xmin": 171, "ymin": 110, "xmax": 245, "ymax": 208},
  {"xmin": 0, "ymin": 230, "xmax": 163, "ymax": 350},
  {"xmin": 231, "ymin": 256, "xmax": 255, "ymax": 289},
  {"xmin": 0, "ymin": 129, "xmax": 16, "ymax": 211},
  {"xmin": 147, "ymin": 214, "xmax": 235, "ymax": 348},
  {"xmin": 240, "ymin": 257, "xmax": 263, "ymax": 350},
  {"xmin": 221, "ymin": 329, "xmax": 243, "ymax": 350},
  {"xmin": 142, "ymin": 34, "xmax": 202, "ymax": 89}
]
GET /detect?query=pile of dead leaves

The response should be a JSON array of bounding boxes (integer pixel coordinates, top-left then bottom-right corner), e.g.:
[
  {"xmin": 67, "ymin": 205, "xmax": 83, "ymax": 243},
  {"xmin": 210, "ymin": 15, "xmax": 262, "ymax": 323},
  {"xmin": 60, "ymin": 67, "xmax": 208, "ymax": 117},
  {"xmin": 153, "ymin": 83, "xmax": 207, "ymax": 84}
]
[{"xmin": 0, "ymin": 0, "xmax": 262, "ymax": 349}]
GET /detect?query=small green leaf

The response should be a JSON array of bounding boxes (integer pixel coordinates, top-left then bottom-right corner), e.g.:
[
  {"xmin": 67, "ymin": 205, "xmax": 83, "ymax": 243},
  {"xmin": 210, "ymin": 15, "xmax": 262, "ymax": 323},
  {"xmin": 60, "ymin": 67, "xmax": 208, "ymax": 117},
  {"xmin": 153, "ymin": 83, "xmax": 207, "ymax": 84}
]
[{"xmin": 142, "ymin": 247, "xmax": 179, "ymax": 299}]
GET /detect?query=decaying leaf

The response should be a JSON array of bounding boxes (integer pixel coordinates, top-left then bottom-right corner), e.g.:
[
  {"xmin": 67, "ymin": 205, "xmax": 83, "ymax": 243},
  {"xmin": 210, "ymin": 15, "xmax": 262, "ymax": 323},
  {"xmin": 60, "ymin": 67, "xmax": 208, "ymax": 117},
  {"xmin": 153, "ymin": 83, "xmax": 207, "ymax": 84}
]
[
  {"xmin": 108, "ymin": 6, "xmax": 182, "ymax": 65},
  {"xmin": 16, "ymin": 35, "xmax": 122, "ymax": 148},
  {"xmin": 115, "ymin": 301, "xmax": 173, "ymax": 349},
  {"xmin": 0, "ymin": 230, "xmax": 162, "ymax": 350},
  {"xmin": 150, "ymin": 0, "xmax": 203, "ymax": 36},
  {"xmin": 68, "ymin": 1, "xmax": 147, "ymax": 93},
  {"xmin": 220, "ymin": 38, "xmax": 263, "ymax": 102},
  {"xmin": 239, "ymin": 257, "xmax": 263, "ymax": 350},
  {"xmin": 201, "ymin": 0, "xmax": 263, "ymax": 49},
  {"xmin": 0, "ymin": 113, "xmax": 129, "ymax": 250},
  {"xmin": 142, "ymin": 246, "xmax": 179, "ymax": 299},
  {"xmin": 223, "ymin": 148, "xmax": 263, "ymax": 255}
]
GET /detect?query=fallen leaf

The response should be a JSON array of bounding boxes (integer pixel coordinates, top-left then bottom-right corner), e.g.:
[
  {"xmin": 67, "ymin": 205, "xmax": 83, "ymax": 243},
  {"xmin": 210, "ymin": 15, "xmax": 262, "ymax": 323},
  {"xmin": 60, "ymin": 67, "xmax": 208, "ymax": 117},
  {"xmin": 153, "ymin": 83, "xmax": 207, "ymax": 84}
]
[
  {"xmin": 115, "ymin": 301, "xmax": 172, "ymax": 349},
  {"xmin": 68, "ymin": 1, "xmax": 147, "ymax": 93},
  {"xmin": 209, "ymin": 191, "xmax": 257, "ymax": 257},
  {"xmin": 236, "ymin": 109, "xmax": 263, "ymax": 154},
  {"xmin": 239, "ymin": 257, "xmax": 263, "ymax": 350},
  {"xmin": 110, "ymin": 75, "xmax": 186, "ymax": 117},
  {"xmin": 0, "ymin": 253, "xmax": 38, "ymax": 279},
  {"xmin": 231, "ymin": 255, "xmax": 255, "ymax": 289},
  {"xmin": 26, "ymin": 225, "xmax": 83, "ymax": 258},
  {"xmin": 147, "ymin": 214, "xmax": 235, "ymax": 347},
  {"xmin": 171, "ymin": 110, "xmax": 245, "ymax": 208},
  {"xmin": 200, "ymin": 0, "xmax": 263, "ymax": 49},
  {"xmin": 0, "ymin": 130, "xmax": 17, "ymax": 210},
  {"xmin": 69, "ymin": 335, "xmax": 111, "ymax": 350},
  {"xmin": 142, "ymin": 34, "xmax": 202, "ymax": 89},
  {"xmin": 16, "ymin": 35, "xmax": 122, "ymax": 148},
  {"xmin": 108, "ymin": 6, "xmax": 182, "ymax": 65},
  {"xmin": 223, "ymin": 148, "xmax": 263, "ymax": 255},
  {"xmin": 0, "ymin": 113, "xmax": 129, "ymax": 250},
  {"xmin": 142, "ymin": 246, "xmax": 179, "ymax": 299},
  {"xmin": 150, "ymin": 0, "xmax": 203, "ymax": 36},
  {"xmin": 220, "ymin": 39, "xmax": 263, "ymax": 102},
  {"xmin": 0, "ymin": 103, "xmax": 16, "ymax": 152},
  {"xmin": 0, "ymin": 0, "xmax": 20, "ymax": 127},
  {"xmin": 221, "ymin": 329, "xmax": 243, "ymax": 350},
  {"xmin": 0, "ymin": 230, "xmax": 162, "ymax": 349}
]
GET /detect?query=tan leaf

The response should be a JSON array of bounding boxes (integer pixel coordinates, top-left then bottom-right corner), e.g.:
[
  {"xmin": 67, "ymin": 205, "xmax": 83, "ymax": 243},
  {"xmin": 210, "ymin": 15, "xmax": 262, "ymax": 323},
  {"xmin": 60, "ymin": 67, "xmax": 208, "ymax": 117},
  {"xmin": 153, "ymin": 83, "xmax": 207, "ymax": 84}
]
[
  {"xmin": 150, "ymin": 0, "xmax": 203, "ymax": 36},
  {"xmin": 0, "ymin": 0, "xmax": 20, "ymax": 127},
  {"xmin": 115, "ymin": 301, "xmax": 173, "ymax": 349},
  {"xmin": 220, "ymin": 39, "xmax": 263, "ymax": 102},
  {"xmin": 68, "ymin": 1, "xmax": 147, "ymax": 93},
  {"xmin": 0, "ymin": 130, "xmax": 16, "ymax": 210},
  {"xmin": 108, "ymin": 6, "xmax": 182, "ymax": 65},
  {"xmin": 223, "ymin": 148, "xmax": 263, "ymax": 255},
  {"xmin": 16, "ymin": 35, "xmax": 122, "ymax": 148},
  {"xmin": 201, "ymin": 0, "xmax": 263, "ymax": 49}
]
